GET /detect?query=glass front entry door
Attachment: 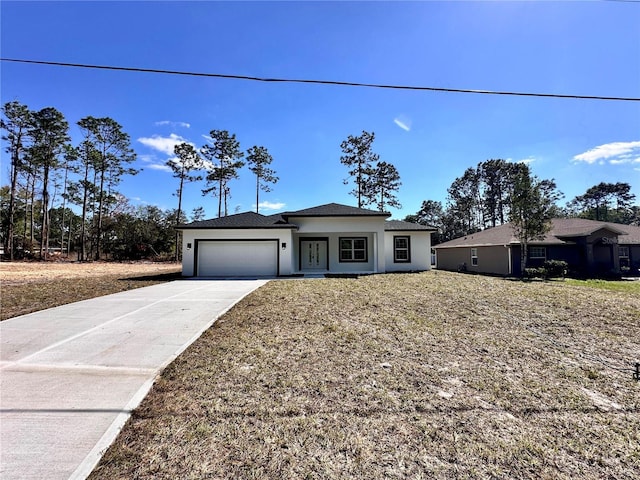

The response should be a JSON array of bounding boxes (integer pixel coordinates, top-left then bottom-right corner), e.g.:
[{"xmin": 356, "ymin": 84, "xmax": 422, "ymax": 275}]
[{"xmin": 301, "ymin": 240, "xmax": 328, "ymax": 270}]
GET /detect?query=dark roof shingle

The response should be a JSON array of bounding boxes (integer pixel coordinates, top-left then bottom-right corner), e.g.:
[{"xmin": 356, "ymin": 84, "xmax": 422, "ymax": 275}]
[
  {"xmin": 177, "ymin": 211, "xmax": 297, "ymax": 229},
  {"xmin": 282, "ymin": 203, "xmax": 390, "ymax": 218},
  {"xmin": 177, "ymin": 203, "xmax": 392, "ymax": 229},
  {"xmin": 384, "ymin": 220, "xmax": 436, "ymax": 231}
]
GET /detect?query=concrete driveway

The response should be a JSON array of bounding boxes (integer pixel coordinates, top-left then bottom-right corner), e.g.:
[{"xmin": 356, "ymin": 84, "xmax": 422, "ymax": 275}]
[{"xmin": 0, "ymin": 279, "xmax": 267, "ymax": 480}]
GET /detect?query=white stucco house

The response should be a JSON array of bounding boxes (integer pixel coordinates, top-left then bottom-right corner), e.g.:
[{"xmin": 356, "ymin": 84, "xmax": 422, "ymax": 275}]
[{"xmin": 177, "ymin": 203, "xmax": 435, "ymax": 277}]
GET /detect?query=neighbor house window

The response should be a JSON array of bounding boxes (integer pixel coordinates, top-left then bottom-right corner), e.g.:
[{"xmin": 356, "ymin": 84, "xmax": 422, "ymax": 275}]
[
  {"xmin": 530, "ymin": 247, "xmax": 546, "ymax": 259},
  {"xmin": 471, "ymin": 248, "xmax": 478, "ymax": 266},
  {"xmin": 619, "ymin": 246, "xmax": 630, "ymax": 269},
  {"xmin": 340, "ymin": 237, "xmax": 367, "ymax": 262},
  {"xmin": 394, "ymin": 236, "xmax": 411, "ymax": 263}
]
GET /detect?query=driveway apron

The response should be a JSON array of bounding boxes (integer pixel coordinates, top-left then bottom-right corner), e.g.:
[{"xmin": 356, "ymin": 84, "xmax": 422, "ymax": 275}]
[{"xmin": 0, "ymin": 279, "xmax": 267, "ymax": 480}]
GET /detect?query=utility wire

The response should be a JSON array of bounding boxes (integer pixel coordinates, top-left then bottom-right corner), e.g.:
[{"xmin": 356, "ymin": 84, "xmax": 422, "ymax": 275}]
[{"xmin": 2, "ymin": 57, "xmax": 639, "ymax": 102}]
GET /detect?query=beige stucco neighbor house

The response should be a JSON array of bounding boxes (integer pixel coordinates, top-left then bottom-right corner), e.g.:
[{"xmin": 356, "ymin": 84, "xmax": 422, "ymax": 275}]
[
  {"xmin": 434, "ymin": 218, "xmax": 640, "ymax": 278},
  {"xmin": 177, "ymin": 203, "xmax": 435, "ymax": 277}
]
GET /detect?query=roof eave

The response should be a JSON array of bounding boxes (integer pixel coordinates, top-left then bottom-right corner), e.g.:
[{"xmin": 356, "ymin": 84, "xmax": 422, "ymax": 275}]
[
  {"xmin": 176, "ymin": 225, "xmax": 298, "ymax": 230},
  {"xmin": 284, "ymin": 213, "xmax": 391, "ymax": 219}
]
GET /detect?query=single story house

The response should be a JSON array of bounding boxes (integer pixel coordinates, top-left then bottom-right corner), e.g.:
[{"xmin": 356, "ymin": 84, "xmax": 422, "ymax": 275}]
[
  {"xmin": 177, "ymin": 203, "xmax": 435, "ymax": 277},
  {"xmin": 433, "ymin": 218, "xmax": 640, "ymax": 277}
]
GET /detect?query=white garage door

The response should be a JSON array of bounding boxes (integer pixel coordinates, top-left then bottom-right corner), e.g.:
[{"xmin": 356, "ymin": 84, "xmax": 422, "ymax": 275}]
[{"xmin": 197, "ymin": 240, "xmax": 278, "ymax": 277}]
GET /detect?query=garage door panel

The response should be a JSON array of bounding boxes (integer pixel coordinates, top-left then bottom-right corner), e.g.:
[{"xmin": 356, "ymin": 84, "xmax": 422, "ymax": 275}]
[{"xmin": 197, "ymin": 241, "xmax": 278, "ymax": 276}]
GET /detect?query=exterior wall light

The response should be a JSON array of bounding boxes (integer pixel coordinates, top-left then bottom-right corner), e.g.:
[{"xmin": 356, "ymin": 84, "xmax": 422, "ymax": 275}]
[{"xmin": 281, "ymin": 242, "xmax": 287, "ymax": 250}]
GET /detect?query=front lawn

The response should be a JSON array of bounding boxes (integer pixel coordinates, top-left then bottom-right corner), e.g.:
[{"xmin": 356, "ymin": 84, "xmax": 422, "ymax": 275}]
[{"xmin": 90, "ymin": 271, "xmax": 640, "ymax": 479}]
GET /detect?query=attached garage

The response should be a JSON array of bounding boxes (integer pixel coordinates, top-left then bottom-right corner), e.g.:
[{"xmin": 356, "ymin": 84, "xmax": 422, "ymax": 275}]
[{"xmin": 195, "ymin": 240, "xmax": 279, "ymax": 277}]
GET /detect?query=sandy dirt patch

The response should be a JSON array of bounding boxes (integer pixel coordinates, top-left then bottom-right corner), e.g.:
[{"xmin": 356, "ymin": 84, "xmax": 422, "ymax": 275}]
[{"xmin": 1, "ymin": 261, "xmax": 181, "ymax": 286}]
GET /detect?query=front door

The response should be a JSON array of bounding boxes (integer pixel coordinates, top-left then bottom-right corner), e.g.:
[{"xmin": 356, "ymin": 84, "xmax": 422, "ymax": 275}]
[{"xmin": 301, "ymin": 240, "xmax": 328, "ymax": 270}]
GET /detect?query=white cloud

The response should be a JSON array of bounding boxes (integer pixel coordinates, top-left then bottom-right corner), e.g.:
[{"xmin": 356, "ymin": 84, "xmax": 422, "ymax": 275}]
[
  {"xmin": 506, "ymin": 157, "xmax": 535, "ymax": 165},
  {"xmin": 137, "ymin": 154, "xmax": 156, "ymax": 163},
  {"xmin": 393, "ymin": 116, "xmax": 411, "ymax": 132},
  {"xmin": 201, "ymin": 159, "xmax": 216, "ymax": 172},
  {"xmin": 572, "ymin": 141, "xmax": 640, "ymax": 165},
  {"xmin": 517, "ymin": 157, "xmax": 536, "ymax": 165},
  {"xmin": 155, "ymin": 120, "xmax": 191, "ymax": 128},
  {"xmin": 138, "ymin": 133, "xmax": 189, "ymax": 156},
  {"xmin": 258, "ymin": 201, "xmax": 286, "ymax": 211},
  {"xmin": 138, "ymin": 152, "xmax": 174, "ymax": 173},
  {"xmin": 130, "ymin": 196, "xmax": 151, "ymax": 205},
  {"xmin": 147, "ymin": 163, "xmax": 173, "ymax": 172}
]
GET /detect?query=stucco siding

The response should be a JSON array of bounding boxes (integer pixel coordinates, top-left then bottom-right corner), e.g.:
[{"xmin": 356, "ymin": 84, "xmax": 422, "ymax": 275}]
[
  {"xmin": 384, "ymin": 231, "xmax": 432, "ymax": 271},
  {"xmin": 181, "ymin": 229, "xmax": 293, "ymax": 276}
]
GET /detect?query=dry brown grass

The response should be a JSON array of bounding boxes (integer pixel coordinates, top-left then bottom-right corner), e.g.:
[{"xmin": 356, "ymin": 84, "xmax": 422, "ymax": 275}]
[
  {"xmin": 0, "ymin": 261, "xmax": 181, "ymax": 320},
  {"xmin": 88, "ymin": 271, "xmax": 639, "ymax": 479}
]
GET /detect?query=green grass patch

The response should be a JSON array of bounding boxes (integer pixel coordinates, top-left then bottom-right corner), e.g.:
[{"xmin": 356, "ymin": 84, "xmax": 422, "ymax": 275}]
[{"xmin": 565, "ymin": 278, "xmax": 640, "ymax": 294}]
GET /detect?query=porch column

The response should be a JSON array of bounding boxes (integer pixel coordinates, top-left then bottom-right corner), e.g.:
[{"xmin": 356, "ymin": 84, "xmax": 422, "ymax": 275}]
[
  {"xmin": 373, "ymin": 232, "xmax": 379, "ymax": 273},
  {"xmin": 612, "ymin": 242, "xmax": 620, "ymax": 273},
  {"xmin": 585, "ymin": 242, "xmax": 595, "ymax": 276}
]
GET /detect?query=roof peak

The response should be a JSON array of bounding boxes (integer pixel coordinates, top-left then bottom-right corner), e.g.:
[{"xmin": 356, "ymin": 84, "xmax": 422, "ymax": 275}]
[{"xmin": 283, "ymin": 202, "xmax": 391, "ymax": 217}]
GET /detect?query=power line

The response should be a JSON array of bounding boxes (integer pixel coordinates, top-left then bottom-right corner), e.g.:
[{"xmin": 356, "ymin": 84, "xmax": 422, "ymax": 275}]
[{"xmin": 2, "ymin": 57, "xmax": 639, "ymax": 102}]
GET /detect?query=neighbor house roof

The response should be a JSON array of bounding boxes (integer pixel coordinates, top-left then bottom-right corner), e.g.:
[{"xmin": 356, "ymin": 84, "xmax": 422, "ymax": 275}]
[
  {"xmin": 434, "ymin": 218, "xmax": 640, "ymax": 249},
  {"xmin": 384, "ymin": 220, "xmax": 437, "ymax": 231},
  {"xmin": 177, "ymin": 203, "xmax": 391, "ymax": 230}
]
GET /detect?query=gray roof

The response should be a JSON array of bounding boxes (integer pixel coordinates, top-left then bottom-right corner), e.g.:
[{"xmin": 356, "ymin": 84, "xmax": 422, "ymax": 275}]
[
  {"xmin": 434, "ymin": 218, "xmax": 640, "ymax": 248},
  {"xmin": 177, "ymin": 212, "xmax": 297, "ymax": 230},
  {"xmin": 282, "ymin": 203, "xmax": 391, "ymax": 218},
  {"xmin": 177, "ymin": 203, "xmax": 391, "ymax": 230},
  {"xmin": 384, "ymin": 220, "xmax": 436, "ymax": 232}
]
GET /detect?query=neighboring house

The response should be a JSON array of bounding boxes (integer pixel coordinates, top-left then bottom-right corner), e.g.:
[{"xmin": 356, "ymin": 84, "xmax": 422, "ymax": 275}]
[
  {"xmin": 177, "ymin": 203, "xmax": 435, "ymax": 277},
  {"xmin": 434, "ymin": 218, "xmax": 640, "ymax": 277}
]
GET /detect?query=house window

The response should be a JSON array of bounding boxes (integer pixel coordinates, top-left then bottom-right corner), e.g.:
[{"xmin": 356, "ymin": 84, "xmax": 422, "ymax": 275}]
[
  {"xmin": 619, "ymin": 246, "xmax": 629, "ymax": 258},
  {"xmin": 530, "ymin": 247, "xmax": 546, "ymax": 259},
  {"xmin": 339, "ymin": 237, "xmax": 367, "ymax": 262},
  {"xmin": 394, "ymin": 236, "xmax": 411, "ymax": 263},
  {"xmin": 471, "ymin": 248, "xmax": 478, "ymax": 266}
]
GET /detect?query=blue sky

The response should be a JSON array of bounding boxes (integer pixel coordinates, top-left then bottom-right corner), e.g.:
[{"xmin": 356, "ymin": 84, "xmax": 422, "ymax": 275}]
[{"xmin": 1, "ymin": 1, "xmax": 639, "ymax": 220}]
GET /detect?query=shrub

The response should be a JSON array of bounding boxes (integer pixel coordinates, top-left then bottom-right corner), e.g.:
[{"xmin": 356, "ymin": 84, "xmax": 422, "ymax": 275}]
[
  {"xmin": 524, "ymin": 267, "xmax": 546, "ymax": 279},
  {"xmin": 543, "ymin": 260, "xmax": 568, "ymax": 279}
]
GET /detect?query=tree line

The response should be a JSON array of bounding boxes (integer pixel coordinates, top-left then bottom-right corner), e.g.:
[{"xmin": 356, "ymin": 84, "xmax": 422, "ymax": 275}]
[
  {"xmin": 8, "ymin": 97, "xmax": 630, "ymax": 268},
  {"xmin": 0, "ymin": 101, "xmax": 281, "ymax": 261},
  {"xmin": 1, "ymin": 101, "xmax": 142, "ymax": 261},
  {"xmin": 1, "ymin": 110, "xmax": 404, "ymax": 262},
  {"xmin": 405, "ymin": 158, "xmax": 638, "ymax": 252}
]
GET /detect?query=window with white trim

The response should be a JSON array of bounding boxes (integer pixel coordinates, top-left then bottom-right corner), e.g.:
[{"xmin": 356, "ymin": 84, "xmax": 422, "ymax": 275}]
[
  {"xmin": 619, "ymin": 246, "xmax": 629, "ymax": 258},
  {"xmin": 339, "ymin": 237, "xmax": 367, "ymax": 262},
  {"xmin": 394, "ymin": 236, "xmax": 411, "ymax": 263},
  {"xmin": 529, "ymin": 246, "xmax": 546, "ymax": 259},
  {"xmin": 471, "ymin": 248, "xmax": 478, "ymax": 266}
]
